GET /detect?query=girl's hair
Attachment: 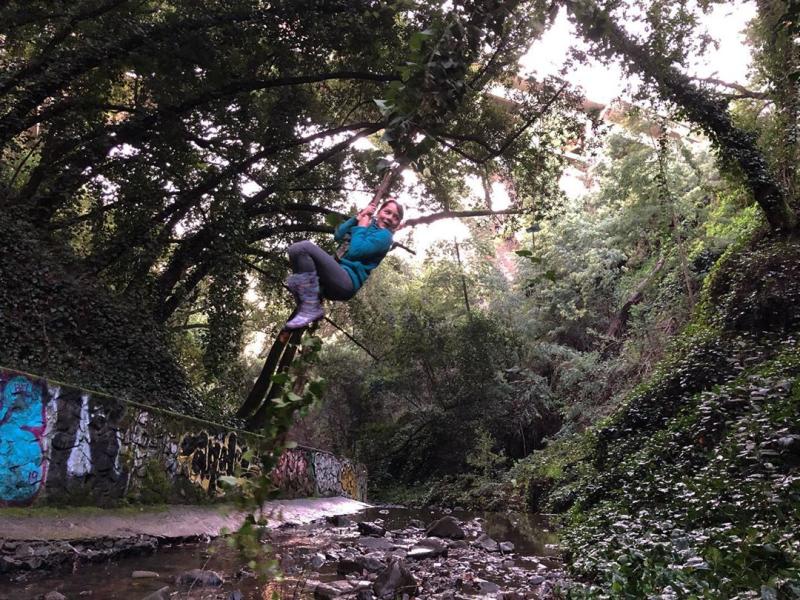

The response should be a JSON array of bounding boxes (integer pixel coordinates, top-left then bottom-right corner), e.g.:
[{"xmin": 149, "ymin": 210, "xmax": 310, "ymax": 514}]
[{"xmin": 380, "ymin": 198, "xmax": 404, "ymax": 220}]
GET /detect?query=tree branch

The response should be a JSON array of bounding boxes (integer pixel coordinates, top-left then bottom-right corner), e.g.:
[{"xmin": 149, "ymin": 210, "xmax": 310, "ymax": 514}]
[
  {"xmin": 690, "ymin": 76, "xmax": 769, "ymax": 100},
  {"xmin": 562, "ymin": 0, "xmax": 796, "ymax": 232},
  {"xmin": 243, "ymin": 125, "xmax": 382, "ymax": 216},
  {"xmin": 402, "ymin": 208, "xmax": 521, "ymax": 228},
  {"xmin": 0, "ymin": 0, "xmax": 133, "ymax": 98},
  {"xmin": 433, "ymin": 81, "xmax": 568, "ymax": 165},
  {"xmin": 155, "ymin": 121, "xmax": 378, "ymax": 224}
]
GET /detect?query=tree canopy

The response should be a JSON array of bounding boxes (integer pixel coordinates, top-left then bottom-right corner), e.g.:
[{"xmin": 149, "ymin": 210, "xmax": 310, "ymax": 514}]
[
  {"xmin": 2, "ymin": 0, "xmax": 800, "ymax": 596},
  {"xmin": 0, "ymin": 1, "xmax": 592, "ymax": 394}
]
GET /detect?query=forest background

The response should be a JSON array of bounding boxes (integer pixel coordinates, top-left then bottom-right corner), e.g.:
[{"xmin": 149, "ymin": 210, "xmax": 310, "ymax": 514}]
[{"xmin": 1, "ymin": 0, "xmax": 799, "ymax": 597}]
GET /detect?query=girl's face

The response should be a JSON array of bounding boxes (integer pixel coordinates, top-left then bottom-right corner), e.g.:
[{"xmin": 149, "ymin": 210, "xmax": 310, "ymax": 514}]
[{"xmin": 376, "ymin": 202, "xmax": 402, "ymax": 231}]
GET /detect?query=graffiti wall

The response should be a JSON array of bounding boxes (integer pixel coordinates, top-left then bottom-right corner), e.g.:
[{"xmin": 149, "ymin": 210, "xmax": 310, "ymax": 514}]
[
  {"xmin": 0, "ymin": 368, "xmax": 367, "ymax": 507},
  {"xmin": 271, "ymin": 448, "xmax": 367, "ymax": 501},
  {"xmin": 0, "ymin": 374, "xmax": 46, "ymax": 504}
]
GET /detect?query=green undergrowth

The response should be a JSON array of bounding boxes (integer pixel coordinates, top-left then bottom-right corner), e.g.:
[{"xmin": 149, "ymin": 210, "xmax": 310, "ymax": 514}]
[
  {"xmin": 515, "ymin": 233, "xmax": 800, "ymax": 598},
  {"xmin": 369, "ymin": 482, "xmax": 435, "ymax": 507}
]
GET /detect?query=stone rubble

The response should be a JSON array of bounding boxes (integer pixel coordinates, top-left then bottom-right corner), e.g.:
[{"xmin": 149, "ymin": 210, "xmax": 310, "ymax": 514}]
[
  {"xmin": 174, "ymin": 568, "xmax": 224, "ymax": 588},
  {"xmin": 4, "ymin": 509, "xmax": 564, "ymax": 599},
  {"xmin": 263, "ymin": 513, "xmax": 565, "ymax": 599}
]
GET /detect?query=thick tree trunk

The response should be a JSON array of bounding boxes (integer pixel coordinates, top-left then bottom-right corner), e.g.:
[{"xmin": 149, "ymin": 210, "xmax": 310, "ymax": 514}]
[
  {"xmin": 564, "ymin": 0, "xmax": 798, "ymax": 233},
  {"xmin": 606, "ymin": 255, "xmax": 666, "ymax": 340},
  {"xmin": 756, "ymin": 0, "xmax": 799, "ymax": 201}
]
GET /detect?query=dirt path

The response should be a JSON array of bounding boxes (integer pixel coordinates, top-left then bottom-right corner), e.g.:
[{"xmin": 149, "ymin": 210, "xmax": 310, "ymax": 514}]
[{"xmin": 0, "ymin": 497, "xmax": 370, "ymax": 542}]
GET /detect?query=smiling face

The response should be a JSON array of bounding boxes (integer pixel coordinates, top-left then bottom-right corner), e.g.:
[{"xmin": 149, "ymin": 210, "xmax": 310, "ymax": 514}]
[{"xmin": 376, "ymin": 201, "xmax": 403, "ymax": 231}]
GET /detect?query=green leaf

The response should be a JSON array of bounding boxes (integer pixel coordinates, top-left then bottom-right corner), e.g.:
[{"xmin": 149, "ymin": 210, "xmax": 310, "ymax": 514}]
[
  {"xmin": 409, "ymin": 29, "xmax": 434, "ymax": 53},
  {"xmin": 308, "ymin": 379, "xmax": 325, "ymax": 397},
  {"xmin": 325, "ymin": 213, "xmax": 345, "ymax": 227},
  {"xmin": 271, "ymin": 372, "xmax": 289, "ymax": 385}
]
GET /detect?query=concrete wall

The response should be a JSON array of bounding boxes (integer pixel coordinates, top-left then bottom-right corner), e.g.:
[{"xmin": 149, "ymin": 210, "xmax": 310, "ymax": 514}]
[
  {"xmin": 0, "ymin": 367, "xmax": 367, "ymax": 506},
  {"xmin": 272, "ymin": 447, "xmax": 368, "ymax": 501}
]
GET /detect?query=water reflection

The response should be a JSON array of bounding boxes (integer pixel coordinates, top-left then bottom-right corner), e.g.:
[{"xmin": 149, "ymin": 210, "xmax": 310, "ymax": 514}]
[{"xmin": 0, "ymin": 506, "xmax": 559, "ymax": 599}]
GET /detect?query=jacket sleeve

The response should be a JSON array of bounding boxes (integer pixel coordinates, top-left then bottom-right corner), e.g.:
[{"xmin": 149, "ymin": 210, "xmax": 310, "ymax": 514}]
[
  {"xmin": 334, "ymin": 217, "xmax": 358, "ymax": 242},
  {"xmin": 347, "ymin": 225, "xmax": 393, "ymax": 260}
]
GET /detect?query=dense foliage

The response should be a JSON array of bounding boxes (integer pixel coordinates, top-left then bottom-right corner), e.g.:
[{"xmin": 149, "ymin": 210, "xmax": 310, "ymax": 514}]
[
  {"xmin": 520, "ymin": 236, "xmax": 800, "ymax": 598},
  {"xmin": 0, "ymin": 0, "xmax": 586, "ymax": 408},
  {"xmin": 2, "ymin": 1, "xmax": 800, "ymax": 596}
]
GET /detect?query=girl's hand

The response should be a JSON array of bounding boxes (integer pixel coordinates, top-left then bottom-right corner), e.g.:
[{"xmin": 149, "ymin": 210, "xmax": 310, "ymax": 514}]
[{"xmin": 357, "ymin": 205, "xmax": 375, "ymax": 226}]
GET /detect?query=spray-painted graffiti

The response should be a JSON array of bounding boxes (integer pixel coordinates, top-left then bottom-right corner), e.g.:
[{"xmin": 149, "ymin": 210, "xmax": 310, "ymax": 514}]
[
  {"xmin": 339, "ymin": 463, "xmax": 360, "ymax": 499},
  {"xmin": 47, "ymin": 386, "xmax": 126, "ymax": 502},
  {"xmin": 0, "ymin": 375, "xmax": 46, "ymax": 504},
  {"xmin": 0, "ymin": 367, "xmax": 367, "ymax": 506},
  {"xmin": 270, "ymin": 448, "xmax": 367, "ymax": 501},
  {"xmin": 314, "ymin": 452, "xmax": 343, "ymax": 496},
  {"xmin": 177, "ymin": 431, "xmax": 242, "ymax": 495},
  {"xmin": 67, "ymin": 394, "xmax": 92, "ymax": 477},
  {"xmin": 272, "ymin": 448, "xmax": 316, "ymax": 497}
]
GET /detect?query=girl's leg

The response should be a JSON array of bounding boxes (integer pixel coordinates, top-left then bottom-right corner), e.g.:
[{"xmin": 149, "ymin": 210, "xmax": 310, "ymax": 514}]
[{"xmin": 287, "ymin": 240, "xmax": 354, "ymax": 301}]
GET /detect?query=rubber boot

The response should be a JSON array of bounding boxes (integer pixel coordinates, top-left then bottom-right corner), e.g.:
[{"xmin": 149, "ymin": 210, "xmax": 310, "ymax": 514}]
[
  {"xmin": 285, "ymin": 273, "xmax": 302, "ymax": 304},
  {"xmin": 284, "ymin": 272, "xmax": 324, "ymax": 329}
]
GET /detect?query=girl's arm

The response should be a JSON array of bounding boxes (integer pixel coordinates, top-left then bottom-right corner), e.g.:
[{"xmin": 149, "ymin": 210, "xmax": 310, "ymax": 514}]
[
  {"xmin": 347, "ymin": 225, "xmax": 393, "ymax": 260},
  {"xmin": 334, "ymin": 199, "xmax": 377, "ymax": 241},
  {"xmin": 334, "ymin": 217, "xmax": 358, "ymax": 242}
]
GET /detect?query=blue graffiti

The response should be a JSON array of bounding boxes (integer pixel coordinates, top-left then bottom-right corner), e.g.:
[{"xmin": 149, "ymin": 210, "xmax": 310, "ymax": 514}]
[{"xmin": 0, "ymin": 375, "xmax": 45, "ymax": 504}]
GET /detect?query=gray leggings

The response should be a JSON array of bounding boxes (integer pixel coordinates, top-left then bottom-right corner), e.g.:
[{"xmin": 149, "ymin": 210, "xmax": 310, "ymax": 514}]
[{"xmin": 288, "ymin": 240, "xmax": 355, "ymax": 301}]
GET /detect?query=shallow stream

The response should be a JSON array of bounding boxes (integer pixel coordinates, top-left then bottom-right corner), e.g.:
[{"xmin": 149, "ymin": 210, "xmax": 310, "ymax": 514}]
[{"xmin": 0, "ymin": 506, "xmax": 561, "ymax": 599}]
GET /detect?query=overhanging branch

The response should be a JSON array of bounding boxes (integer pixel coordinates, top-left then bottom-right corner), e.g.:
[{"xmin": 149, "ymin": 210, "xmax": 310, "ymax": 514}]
[{"xmin": 402, "ymin": 208, "xmax": 521, "ymax": 228}]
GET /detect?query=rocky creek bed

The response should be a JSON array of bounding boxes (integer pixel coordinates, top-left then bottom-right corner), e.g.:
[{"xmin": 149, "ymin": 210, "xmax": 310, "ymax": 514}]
[{"xmin": 0, "ymin": 506, "xmax": 563, "ymax": 599}]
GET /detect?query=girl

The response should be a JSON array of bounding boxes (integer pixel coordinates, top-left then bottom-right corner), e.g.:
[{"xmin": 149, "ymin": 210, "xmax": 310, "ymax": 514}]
[{"xmin": 284, "ymin": 199, "xmax": 404, "ymax": 329}]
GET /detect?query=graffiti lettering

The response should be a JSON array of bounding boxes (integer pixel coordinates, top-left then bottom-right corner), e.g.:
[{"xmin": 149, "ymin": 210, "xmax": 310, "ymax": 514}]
[
  {"xmin": 0, "ymin": 375, "xmax": 46, "ymax": 504},
  {"xmin": 313, "ymin": 452, "xmax": 342, "ymax": 496},
  {"xmin": 339, "ymin": 463, "xmax": 359, "ymax": 499},
  {"xmin": 0, "ymin": 368, "xmax": 366, "ymax": 505},
  {"xmin": 66, "ymin": 394, "xmax": 91, "ymax": 477},
  {"xmin": 273, "ymin": 449, "xmax": 367, "ymax": 501},
  {"xmin": 177, "ymin": 431, "xmax": 241, "ymax": 494},
  {"xmin": 272, "ymin": 449, "xmax": 316, "ymax": 497}
]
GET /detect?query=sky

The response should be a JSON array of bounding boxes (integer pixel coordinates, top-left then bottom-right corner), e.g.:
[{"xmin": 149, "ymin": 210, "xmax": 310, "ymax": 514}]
[
  {"xmin": 519, "ymin": 1, "xmax": 757, "ymax": 104},
  {"xmin": 241, "ymin": 2, "xmax": 759, "ymax": 259},
  {"xmin": 392, "ymin": 1, "xmax": 758, "ymax": 257}
]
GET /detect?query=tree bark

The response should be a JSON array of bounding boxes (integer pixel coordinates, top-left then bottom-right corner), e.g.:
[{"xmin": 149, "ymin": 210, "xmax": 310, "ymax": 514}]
[
  {"xmin": 605, "ymin": 255, "xmax": 666, "ymax": 340},
  {"xmin": 563, "ymin": 0, "xmax": 798, "ymax": 233}
]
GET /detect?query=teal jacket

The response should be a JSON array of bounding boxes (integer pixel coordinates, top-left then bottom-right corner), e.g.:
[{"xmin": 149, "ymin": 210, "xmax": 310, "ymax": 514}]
[{"xmin": 334, "ymin": 217, "xmax": 393, "ymax": 292}]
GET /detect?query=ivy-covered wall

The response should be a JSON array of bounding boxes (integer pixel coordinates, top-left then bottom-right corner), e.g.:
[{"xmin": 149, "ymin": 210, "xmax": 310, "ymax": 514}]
[
  {"xmin": 0, "ymin": 213, "xmax": 202, "ymax": 419},
  {"xmin": 0, "ymin": 367, "xmax": 367, "ymax": 506}
]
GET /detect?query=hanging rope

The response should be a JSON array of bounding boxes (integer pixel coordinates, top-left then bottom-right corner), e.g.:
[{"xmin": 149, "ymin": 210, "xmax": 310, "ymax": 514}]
[{"xmin": 335, "ymin": 161, "xmax": 405, "ymax": 259}]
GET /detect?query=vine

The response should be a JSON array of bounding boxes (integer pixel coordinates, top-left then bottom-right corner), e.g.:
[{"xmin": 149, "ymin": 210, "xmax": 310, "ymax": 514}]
[{"xmin": 220, "ymin": 331, "xmax": 326, "ymax": 580}]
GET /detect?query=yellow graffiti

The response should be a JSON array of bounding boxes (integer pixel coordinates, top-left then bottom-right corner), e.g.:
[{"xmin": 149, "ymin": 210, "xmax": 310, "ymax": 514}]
[
  {"xmin": 339, "ymin": 463, "xmax": 359, "ymax": 500},
  {"xmin": 176, "ymin": 431, "xmax": 241, "ymax": 495}
]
